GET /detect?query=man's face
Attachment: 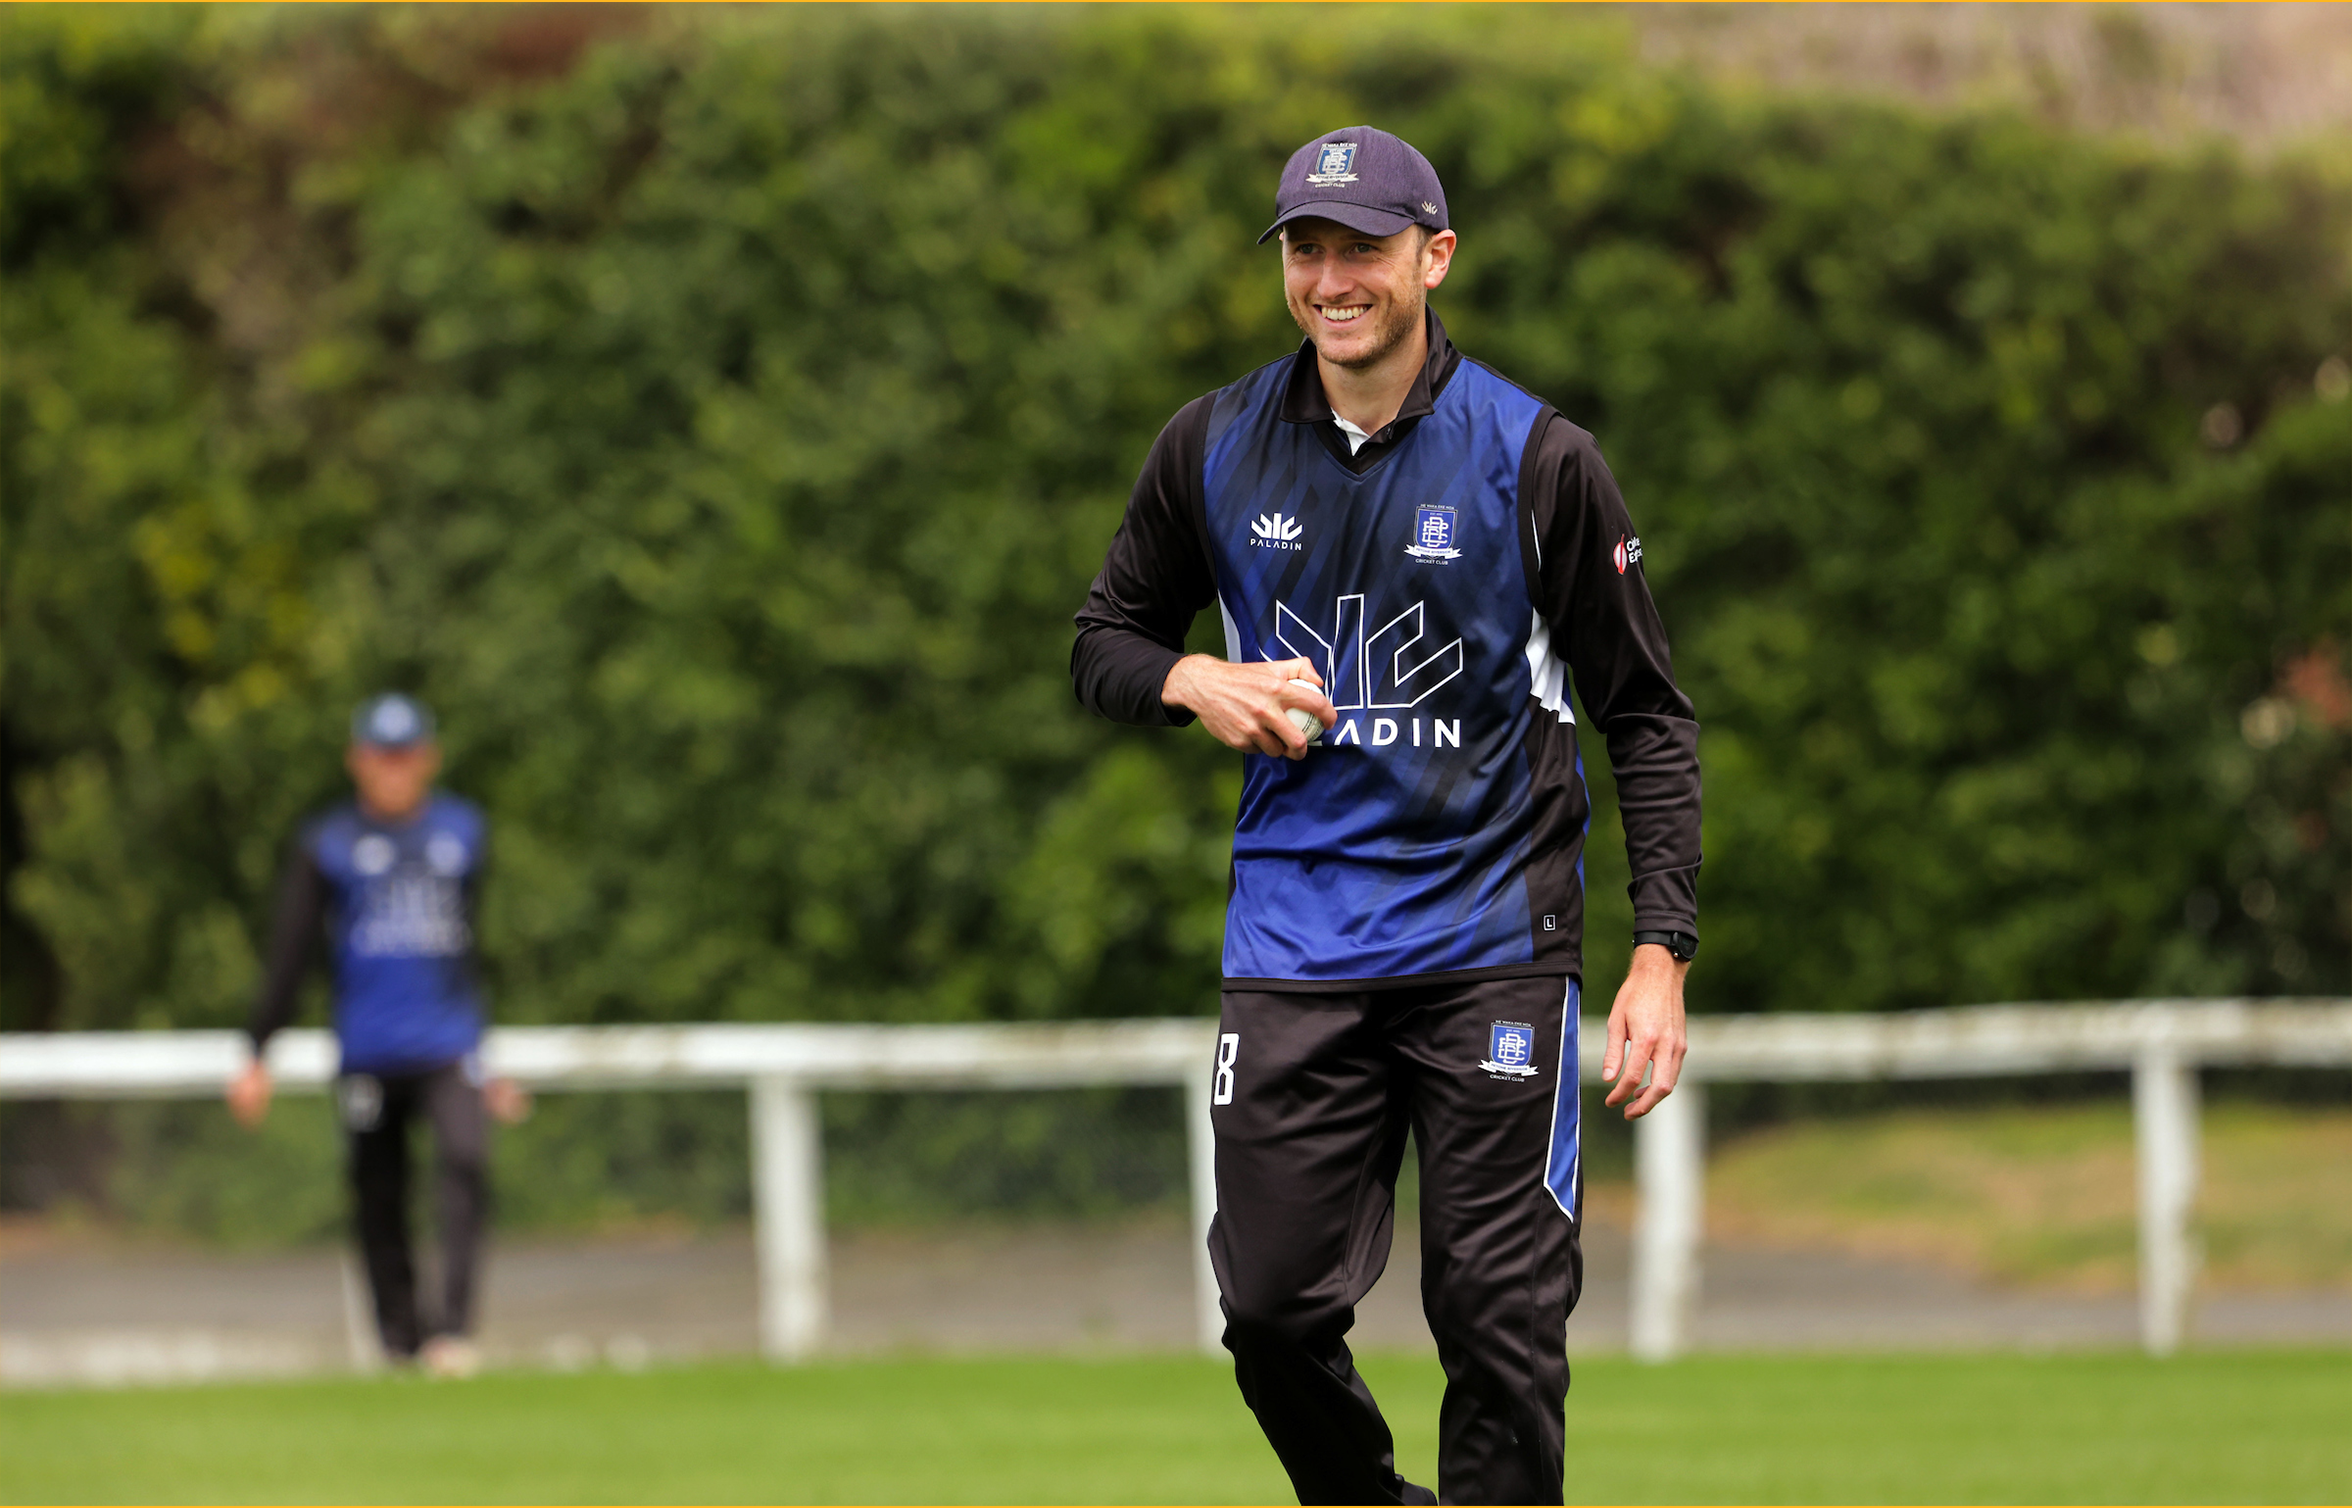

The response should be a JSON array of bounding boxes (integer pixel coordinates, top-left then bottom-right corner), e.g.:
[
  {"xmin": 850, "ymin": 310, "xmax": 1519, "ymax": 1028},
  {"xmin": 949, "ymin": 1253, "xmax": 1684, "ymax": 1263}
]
[
  {"xmin": 346, "ymin": 741, "xmax": 440, "ymax": 820},
  {"xmin": 1281, "ymin": 219, "xmax": 1457, "ymax": 371}
]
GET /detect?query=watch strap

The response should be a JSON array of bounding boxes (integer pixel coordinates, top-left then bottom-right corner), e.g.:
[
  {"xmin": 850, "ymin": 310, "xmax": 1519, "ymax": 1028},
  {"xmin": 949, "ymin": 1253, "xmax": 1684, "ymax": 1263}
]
[{"xmin": 1633, "ymin": 929, "xmax": 1698, "ymax": 962}]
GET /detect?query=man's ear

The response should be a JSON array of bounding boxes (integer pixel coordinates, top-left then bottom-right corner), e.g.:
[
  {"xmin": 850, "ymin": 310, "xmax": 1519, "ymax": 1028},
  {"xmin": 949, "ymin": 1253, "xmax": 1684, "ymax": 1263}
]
[{"xmin": 1422, "ymin": 229, "xmax": 1458, "ymax": 290}]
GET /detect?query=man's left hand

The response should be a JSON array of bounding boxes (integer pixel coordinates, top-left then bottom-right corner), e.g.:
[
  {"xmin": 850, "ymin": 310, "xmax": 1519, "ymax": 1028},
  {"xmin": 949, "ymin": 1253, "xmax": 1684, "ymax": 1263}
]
[
  {"xmin": 485, "ymin": 1075, "xmax": 533, "ymax": 1125},
  {"xmin": 1601, "ymin": 944, "xmax": 1688, "ymax": 1119}
]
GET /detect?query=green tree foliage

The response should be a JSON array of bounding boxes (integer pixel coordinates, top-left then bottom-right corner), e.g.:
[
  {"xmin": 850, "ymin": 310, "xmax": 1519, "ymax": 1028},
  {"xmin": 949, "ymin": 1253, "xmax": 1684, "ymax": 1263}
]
[{"xmin": 5, "ymin": 6, "xmax": 2348, "ymax": 1055}]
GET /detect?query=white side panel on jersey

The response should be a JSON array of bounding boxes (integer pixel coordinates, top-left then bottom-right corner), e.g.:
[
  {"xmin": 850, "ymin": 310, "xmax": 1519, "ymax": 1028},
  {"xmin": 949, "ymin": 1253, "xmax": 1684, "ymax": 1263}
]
[
  {"xmin": 1524, "ymin": 610, "xmax": 1575, "ymax": 724},
  {"xmin": 1219, "ymin": 598, "xmax": 1242, "ymax": 663}
]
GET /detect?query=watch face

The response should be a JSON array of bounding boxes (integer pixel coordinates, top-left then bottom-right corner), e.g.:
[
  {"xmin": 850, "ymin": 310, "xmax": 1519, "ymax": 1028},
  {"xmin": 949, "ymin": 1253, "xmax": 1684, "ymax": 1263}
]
[{"xmin": 1640, "ymin": 930, "xmax": 1696, "ymax": 961}]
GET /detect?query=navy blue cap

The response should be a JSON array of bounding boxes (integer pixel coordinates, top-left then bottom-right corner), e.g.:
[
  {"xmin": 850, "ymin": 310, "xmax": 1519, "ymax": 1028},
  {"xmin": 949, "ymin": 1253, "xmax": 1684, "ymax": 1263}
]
[
  {"xmin": 351, "ymin": 693, "xmax": 435, "ymax": 749},
  {"xmin": 1259, "ymin": 126, "xmax": 1449, "ymax": 246}
]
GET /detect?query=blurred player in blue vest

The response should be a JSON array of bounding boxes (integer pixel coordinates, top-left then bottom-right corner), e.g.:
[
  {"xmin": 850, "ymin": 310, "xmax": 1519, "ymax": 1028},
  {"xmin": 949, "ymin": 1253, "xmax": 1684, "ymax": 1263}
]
[{"xmin": 227, "ymin": 694, "xmax": 526, "ymax": 1378}]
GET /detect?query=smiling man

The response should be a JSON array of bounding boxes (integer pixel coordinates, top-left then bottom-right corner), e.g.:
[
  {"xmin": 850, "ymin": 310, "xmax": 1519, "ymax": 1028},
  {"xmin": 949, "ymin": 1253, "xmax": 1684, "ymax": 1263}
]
[{"xmin": 1071, "ymin": 128, "xmax": 1703, "ymax": 1503}]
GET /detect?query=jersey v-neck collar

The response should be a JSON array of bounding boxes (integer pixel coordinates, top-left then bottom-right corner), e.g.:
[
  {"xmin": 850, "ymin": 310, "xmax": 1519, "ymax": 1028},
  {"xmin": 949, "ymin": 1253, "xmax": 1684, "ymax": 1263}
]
[{"xmin": 1277, "ymin": 308, "xmax": 1462, "ymax": 475}]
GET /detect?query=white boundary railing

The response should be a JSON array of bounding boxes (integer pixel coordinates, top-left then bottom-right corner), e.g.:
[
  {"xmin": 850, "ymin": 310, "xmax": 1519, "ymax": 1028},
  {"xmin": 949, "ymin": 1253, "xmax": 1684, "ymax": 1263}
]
[
  {"xmin": 1625, "ymin": 999, "xmax": 2352, "ymax": 1359},
  {"xmin": 2, "ymin": 999, "xmax": 2345, "ymax": 1362}
]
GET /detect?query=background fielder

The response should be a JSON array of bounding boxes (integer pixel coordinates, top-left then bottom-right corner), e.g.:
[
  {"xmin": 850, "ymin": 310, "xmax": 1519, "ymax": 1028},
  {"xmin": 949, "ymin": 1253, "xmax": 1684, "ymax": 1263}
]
[
  {"xmin": 1072, "ymin": 127, "xmax": 1701, "ymax": 1504},
  {"xmin": 228, "ymin": 695, "xmax": 525, "ymax": 1377}
]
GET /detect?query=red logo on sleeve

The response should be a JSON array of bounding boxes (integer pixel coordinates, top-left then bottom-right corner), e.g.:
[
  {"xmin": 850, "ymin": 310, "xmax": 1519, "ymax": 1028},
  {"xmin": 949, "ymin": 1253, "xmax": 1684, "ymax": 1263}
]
[{"xmin": 1612, "ymin": 535, "xmax": 1644, "ymax": 574}]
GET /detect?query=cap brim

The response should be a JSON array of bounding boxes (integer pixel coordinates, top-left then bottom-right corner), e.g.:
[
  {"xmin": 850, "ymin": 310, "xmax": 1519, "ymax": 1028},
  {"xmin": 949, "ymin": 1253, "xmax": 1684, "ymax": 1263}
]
[{"xmin": 1257, "ymin": 202, "xmax": 1420, "ymax": 245}]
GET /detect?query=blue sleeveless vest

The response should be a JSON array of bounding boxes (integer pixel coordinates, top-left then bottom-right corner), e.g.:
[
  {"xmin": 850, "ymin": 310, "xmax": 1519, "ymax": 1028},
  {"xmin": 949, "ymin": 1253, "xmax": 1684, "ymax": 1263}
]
[
  {"xmin": 305, "ymin": 793, "xmax": 487, "ymax": 1072},
  {"xmin": 1203, "ymin": 355, "xmax": 1574, "ymax": 984}
]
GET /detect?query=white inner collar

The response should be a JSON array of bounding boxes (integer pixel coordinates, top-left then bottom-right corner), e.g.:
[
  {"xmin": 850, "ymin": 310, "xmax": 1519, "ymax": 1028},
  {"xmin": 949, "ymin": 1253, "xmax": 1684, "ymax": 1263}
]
[{"xmin": 1331, "ymin": 414, "xmax": 1375, "ymax": 455}]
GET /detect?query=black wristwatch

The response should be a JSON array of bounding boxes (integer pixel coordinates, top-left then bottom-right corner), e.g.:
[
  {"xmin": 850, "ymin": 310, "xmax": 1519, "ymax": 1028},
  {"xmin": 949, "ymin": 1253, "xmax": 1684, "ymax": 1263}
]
[{"xmin": 1634, "ymin": 929, "xmax": 1698, "ymax": 963}]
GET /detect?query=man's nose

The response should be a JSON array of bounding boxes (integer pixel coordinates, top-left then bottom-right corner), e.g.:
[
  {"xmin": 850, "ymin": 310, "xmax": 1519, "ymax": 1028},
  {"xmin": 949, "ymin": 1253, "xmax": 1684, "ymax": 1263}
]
[{"xmin": 1313, "ymin": 264, "xmax": 1358, "ymax": 302}]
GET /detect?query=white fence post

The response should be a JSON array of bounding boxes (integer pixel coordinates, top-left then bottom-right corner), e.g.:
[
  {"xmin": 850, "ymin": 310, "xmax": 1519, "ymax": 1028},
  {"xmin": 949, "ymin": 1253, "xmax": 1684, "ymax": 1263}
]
[
  {"xmin": 2133, "ymin": 1045, "xmax": 2201, "ymax": 1356},
  {"xmin": 1629, "ymin": 1083, "xmax": 1705, "ymax": 1362},
  {"xmin": 749, "ymin": 1076, "xmax": 827, "ymax": 1362},
  {"xmin": 1186, "ymin": 1058, "xmax": 1224, "ymax": 1356}
]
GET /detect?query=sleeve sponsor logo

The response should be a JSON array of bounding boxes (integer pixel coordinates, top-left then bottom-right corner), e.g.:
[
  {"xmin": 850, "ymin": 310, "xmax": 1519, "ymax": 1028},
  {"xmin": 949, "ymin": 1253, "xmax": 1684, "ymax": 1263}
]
[{"xmin": 1613, "ymin": 535, "xmax": 1643, "ymax": 574}]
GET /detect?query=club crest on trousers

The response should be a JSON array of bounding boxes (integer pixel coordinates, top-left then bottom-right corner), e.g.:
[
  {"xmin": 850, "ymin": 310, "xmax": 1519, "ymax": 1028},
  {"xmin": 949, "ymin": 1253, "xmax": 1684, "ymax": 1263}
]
[{"xmin": 1480, "ymin": 1020, "xmax": 1539, "ymax": 1080}]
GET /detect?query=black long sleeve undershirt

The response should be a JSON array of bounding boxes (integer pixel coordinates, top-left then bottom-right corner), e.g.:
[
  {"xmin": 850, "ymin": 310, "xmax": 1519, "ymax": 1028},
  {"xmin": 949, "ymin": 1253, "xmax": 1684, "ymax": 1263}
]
[
  {"xmin": 248, "ymin": 844, "xmax": 324, "ymax": 1053},
  {"xmin": 1520, "ymin": 410, "xmax": 1703, "ymax": 936},
  {"xmin": 1069, "ymin": 393, "xmax": 1220, "ymax": 729}
]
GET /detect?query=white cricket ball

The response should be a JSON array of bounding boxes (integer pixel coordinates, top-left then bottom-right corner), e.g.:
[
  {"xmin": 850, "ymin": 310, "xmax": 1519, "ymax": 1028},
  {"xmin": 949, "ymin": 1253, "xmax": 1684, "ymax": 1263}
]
[{"xmin": 1286, "ymin": 679, "xmax": 1325, "ymax": 746}]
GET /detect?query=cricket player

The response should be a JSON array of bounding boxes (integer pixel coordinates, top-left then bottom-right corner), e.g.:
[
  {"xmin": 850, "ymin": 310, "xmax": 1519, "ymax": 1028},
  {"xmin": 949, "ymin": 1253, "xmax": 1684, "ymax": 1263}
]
[
  {"xmin": 227, "ymin": 694, "xmax": 524, "ymax": 1377},
  {"xmin": 1071, "ymin": 127, "xmax": 1701, "ymax": 1503}
]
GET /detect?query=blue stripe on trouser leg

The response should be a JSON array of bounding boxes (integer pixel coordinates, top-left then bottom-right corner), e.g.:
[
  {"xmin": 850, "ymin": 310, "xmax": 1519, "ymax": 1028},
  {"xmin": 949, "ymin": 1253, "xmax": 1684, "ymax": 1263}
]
[{"xmin": 1544, "ymin": 978, "xmax": 1581, "ymax": 1218}]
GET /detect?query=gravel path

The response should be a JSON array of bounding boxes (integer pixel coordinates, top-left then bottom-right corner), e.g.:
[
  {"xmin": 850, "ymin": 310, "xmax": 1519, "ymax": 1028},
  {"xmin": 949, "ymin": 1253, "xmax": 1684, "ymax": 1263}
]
[{"xmin": 4, "ymin": 1212, "xmax": 2343, "ymax": 1386}]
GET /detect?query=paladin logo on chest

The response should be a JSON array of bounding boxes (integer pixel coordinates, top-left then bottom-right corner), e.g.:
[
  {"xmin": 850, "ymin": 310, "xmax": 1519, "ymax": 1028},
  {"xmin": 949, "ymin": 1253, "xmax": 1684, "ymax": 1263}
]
[
  {"xmin": 1406, "ymin": 504, "xmax": 1462, "ymax": 562},
  {"xmin": 1251, "ymin": 512, "xmax": 1304, "ymax": 551}
]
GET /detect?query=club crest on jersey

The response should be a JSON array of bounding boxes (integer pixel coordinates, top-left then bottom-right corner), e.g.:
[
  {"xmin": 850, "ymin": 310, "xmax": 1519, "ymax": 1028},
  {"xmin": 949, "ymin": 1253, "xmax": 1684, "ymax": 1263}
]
[
  {"xmin": 1613, "ymin": 535, "xmax": 1643, "ymax": 574},
  {"xmin": 1406, "ymin": 505, "xmax": 1461, "ymax": 562},
  {"xmin": 1251, "ymin": 512, "xmax": 1304, "ymax": 550},
  {"xmin": 1480, "ymin": 1021, "xmax": 1539, "ymax": 1080},
  {"xmin": 426, "ymin": 834, "xmax": 469, "ymax": 876},
  {"xmin": 1307, "ymin": 143, "xmax": 1358, "ymax": 185}
]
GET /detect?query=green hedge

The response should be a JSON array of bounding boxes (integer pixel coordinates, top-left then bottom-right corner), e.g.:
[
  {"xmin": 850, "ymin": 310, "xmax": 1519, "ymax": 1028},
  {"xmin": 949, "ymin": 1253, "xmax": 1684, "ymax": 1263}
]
[{"xmin": 6, "ymin": 6, "xmax": 2348, "ymax": 1057}]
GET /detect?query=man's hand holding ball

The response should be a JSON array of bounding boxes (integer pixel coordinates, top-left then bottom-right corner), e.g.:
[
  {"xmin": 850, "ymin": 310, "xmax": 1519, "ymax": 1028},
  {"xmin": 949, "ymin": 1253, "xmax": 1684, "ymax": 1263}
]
[
  {"xmin": 1163, "ymin": 655, "xmax": 1335, "ymax": 760},
  {"xmin": 1284, "ymin": 681, "xmax": 1326, "ymax": 745}
]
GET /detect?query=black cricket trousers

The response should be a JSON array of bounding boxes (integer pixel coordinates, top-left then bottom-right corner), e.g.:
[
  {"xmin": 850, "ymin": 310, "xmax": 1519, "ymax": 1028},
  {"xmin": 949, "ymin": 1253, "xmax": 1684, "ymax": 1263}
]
[
  {"xmin": 337, "ymin": 1058, "xmax": 489, "ymax": 1357},
  {"xmin": 1210, "ymin": 974, "xmax": 1583, "ymax": 1506}
]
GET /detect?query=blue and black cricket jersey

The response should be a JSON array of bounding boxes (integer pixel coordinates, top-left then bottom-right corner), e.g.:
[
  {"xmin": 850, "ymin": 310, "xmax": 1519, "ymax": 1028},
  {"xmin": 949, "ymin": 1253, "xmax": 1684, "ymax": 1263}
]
[
  {"xmin": 1074, "ymin": 311, "xmax": 1700, "ymax": 989},
  {"xmin": 249, "ymin": 793, "xmax": 488, "ymax": 1073}
]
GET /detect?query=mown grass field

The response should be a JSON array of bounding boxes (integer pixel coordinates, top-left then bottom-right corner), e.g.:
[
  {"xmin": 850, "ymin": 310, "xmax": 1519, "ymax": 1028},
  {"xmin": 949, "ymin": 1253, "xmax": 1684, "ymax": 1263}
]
[{"xmin": 4, "ymin": 1350, "xmax": 2347, "ymax": 1504}]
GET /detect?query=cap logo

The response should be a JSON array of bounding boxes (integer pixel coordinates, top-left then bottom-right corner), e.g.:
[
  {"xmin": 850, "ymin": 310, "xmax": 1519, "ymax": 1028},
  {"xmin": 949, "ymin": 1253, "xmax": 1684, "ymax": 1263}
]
[
  {"xmin": 1307, "ymin": 142, "xmax": 1358, "ymax": 185},
  {"xmin": 1420, "ymin": 201, "xmax": 1439, "ymax": 216}
]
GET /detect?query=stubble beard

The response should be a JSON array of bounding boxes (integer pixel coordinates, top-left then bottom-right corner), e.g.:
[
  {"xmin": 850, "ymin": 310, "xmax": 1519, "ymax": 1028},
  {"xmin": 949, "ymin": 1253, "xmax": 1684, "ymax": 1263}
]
[{"xmin": 1294, "ymin": 287, "xmax": 1425, "ymax": 372}]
